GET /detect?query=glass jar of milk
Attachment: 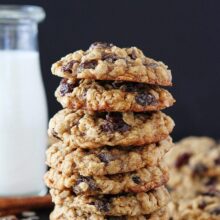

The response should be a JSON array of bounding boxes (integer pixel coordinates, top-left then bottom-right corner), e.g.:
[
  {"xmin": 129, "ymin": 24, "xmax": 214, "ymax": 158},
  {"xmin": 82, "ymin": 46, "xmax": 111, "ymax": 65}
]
[{"xmin": 0, "ymin": 5, "xmax": 48, "ymax": 196}]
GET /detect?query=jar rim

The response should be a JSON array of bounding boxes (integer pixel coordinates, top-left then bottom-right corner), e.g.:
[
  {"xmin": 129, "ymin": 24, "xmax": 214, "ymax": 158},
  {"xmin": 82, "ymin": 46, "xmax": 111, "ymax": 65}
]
[{"xmin": 0, "ymin": 5, "xmax": 45, "ymax": 23}]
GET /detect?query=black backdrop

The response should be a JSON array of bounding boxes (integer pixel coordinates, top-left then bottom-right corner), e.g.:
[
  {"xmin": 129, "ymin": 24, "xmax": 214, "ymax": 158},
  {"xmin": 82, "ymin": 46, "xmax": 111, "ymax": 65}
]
[{"xmin": 1, "ymin": 0, "xmax": 220, "ymax": 141}]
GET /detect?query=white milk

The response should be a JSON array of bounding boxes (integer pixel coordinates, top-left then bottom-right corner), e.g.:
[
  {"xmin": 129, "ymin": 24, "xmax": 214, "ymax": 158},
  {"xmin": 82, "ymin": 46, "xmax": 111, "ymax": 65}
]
[{"xmin": 0, "ymin": 51, "xmax": 48, "ymax": 196}]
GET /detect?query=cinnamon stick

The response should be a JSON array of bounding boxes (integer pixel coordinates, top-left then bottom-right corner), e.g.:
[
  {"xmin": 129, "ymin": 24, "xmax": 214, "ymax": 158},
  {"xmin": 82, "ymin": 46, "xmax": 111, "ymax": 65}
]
[{"xmin": 0, "ymin": 194, "xmax": 52, "ymax": 211}]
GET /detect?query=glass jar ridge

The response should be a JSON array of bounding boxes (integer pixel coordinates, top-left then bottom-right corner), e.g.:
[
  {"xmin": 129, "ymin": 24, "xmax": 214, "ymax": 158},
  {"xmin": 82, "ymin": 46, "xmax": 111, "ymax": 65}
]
[
  {"xmin": 0, "ymin": 5, "xmax": 45, "ymax": 23},
  {"xmin": 0, "ymin": 5, "xmax": 45, "ymax": 50}
]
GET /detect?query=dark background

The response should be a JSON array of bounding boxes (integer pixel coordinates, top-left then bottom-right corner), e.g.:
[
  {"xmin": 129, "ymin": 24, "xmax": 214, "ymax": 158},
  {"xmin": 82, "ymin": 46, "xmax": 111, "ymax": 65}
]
[{"xmin": 1, "ymin": 0, "xmax": 220, "ymax": 141}]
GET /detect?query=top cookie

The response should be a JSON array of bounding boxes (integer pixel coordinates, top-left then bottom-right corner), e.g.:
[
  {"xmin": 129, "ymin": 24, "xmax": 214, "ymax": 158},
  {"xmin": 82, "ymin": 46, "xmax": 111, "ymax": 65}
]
[{"xmin": 51, "ymin": 42, "xmax": 172, "ymax": 86}]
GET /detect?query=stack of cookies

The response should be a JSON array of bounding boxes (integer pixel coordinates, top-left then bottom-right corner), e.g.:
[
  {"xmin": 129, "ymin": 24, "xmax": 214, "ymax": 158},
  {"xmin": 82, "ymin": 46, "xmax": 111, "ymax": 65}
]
[
  {"xmin": 165, "ymin": 137, "xmax": 220, "ymax": 219},
  {"xmin": 45, "ymin": 42, "xmax": 175, "ymax": 219}
]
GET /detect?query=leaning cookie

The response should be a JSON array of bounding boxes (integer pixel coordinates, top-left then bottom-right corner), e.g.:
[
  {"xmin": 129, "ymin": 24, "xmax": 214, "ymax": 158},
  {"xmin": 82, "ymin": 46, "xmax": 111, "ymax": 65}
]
[
  {"xmin": 168, "ymin": 189, "xmax": 220, "ymax": 220},
  {"xmin": 165, "ymin": 136, "xmax": 220, "ymax": 195},
  {"xmin": 51, "ymin": 42, "xmax": 172, "ymax": 86},
  {"xmin": 50, "ymin": 205, "xmax": 169, "ymax": 220},
  {"xmin": 167, "ymin": 173, "xmax": 220, "ymax": 206},
  {"xmin": 165, "ymin": 136, "xmax": 216, "ymax": 169},
  {"xmin": 50, "ymin": 186, "xmax": 170, "ymax": 216},
  {"xmin": 44, "ymin": 163, "xmax": 169, "ymax": 195},
  {"xmin": 166, "ymin": 136, "xmax": 220, "ymax": 219},
  {"xmin": 48, "ymin": 109, "xmax": 174, "ymax": 149},
  {"xmin": 46, "ymin": 137, "xmax": 173, "ymax": 176},
  {"xmin": 55, "ymin": 79, "xmax": 175, "ymax": 112}
]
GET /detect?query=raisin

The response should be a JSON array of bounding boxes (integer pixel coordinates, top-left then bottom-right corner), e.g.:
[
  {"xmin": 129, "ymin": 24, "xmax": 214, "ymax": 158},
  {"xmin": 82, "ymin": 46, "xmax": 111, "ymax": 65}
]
[
  {"xmin": 198, "ymin": 201, "xmax": 207, "ymax": 209},
  {"xmin": 101, "ymin": 113, "xmax": 131, "ymax": 133},
  {"xmin": 193, "ymin": 163, "xmax": 208, "ymax": 176},
  {"xmin": 175, "ymin": 153, "xmax": 192, "ymax": 168},
  {"xmin": 104, "ymin": 113, "xmax": 121, "ymax": 123},
  {"xmin": 98, "ymin": 152, "xmax": 115, "ymax": 163},
  {"xmin": 90, "ymin": 42, "xmax": 114, "ymax": 49},
  {"xmin": 132, "ymin": 176, "xmax": 142, "ymax": 184},
  {"xmin": 101, "ymin": 122, "xmax": 130, "ymax": 133},
  {"xmin": 210, "ymin": 208, "xmax": 220, "ymax": 215},
  {"xmin": 93, "ymin": 199, "xmax": 111, "ymax": 212},
  {"xmin": 102, "ymin": 54, "xmax": 119, "ymax": 63},
  {"xmin": 135, "ymin": 93, "xmax": 156, "ymax": 106},
  {"xmin": 101, "ymin": 123, "xmax": 112, "ymax": 133},
  {"xmin": 59, "ymin": 79, "xmax": 75, "ymax": 96},
  {"xmin": 62, "ymin": 60, "xmax": 78, "ymax": 73},
  {"xmin": 75, "ymin": 176, "xmax": 97, "ymax": 190},
  {"xmin": 78, "ymin": 60, "xmax": 98, "ymax": 72},
  {"xmin": 205, "ymin": 177, "xmax": 218, "ymax": 186},
  {"xmin": 214, "ymin": 157, "xmax": 220, "ymax": 165}
]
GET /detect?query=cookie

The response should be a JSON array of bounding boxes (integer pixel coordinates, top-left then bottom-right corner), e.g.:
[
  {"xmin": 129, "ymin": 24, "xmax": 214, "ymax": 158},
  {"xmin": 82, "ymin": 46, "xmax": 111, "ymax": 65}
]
[
  {"xmin": 165, "ymin": 137, "xmax": 219, "ymax": 199},
  {"xmin": 50, "ymin": 186, "xmax": 170, "ymax": 216},
  {"xmin": 44, "ymin": 163, "xmax": 169, "ymax": 195},
  {"xmin": 51, "ymin": 42, "xmax": 172, "ymax": 86},
  {"xmin": 46, "ymin": 137, "xmax": 173, "ymax": 176},
  {"xmin": 55, "ymin": 79, "xmax": 175, "ymax": 112},
  {"xmin": 48, "ymin": 109, "xmax": 174, "ymax": 149},
  {"xmin": 165, "ymin": 136, "xmax": 220, "ymax": 198},
  {"xmin": 165, "ymin": 136, "xmax": 220, "ymax": 219},
  {"xmin": 165, "ymin": 136, "xmax": 216, "ymax": 169},
  {"xmin": 51, "ymin": 205, "xmax": 169, "ymax": 220},
  {"xmin": 168, "ymin": 190, "xmax": 220, "ymax": 220},
  {"xmin": 168, "ymin": 175, "xmax": 220, "ymax": 204}
]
